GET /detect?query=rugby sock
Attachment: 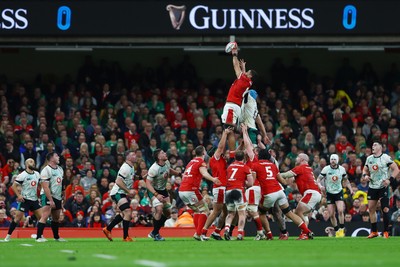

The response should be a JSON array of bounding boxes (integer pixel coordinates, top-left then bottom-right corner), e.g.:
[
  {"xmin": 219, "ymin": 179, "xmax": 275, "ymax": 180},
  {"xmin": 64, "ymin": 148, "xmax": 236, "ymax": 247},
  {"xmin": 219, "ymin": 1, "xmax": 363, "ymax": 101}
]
[
  {"xmin": 201, "ymin": 228, "xmax": 208, "ymax": 236},
  {"xmin": 197, "ymin": 214, "xmax": 207, "ymax": 235},
  {"xmin": 382, "ymin": 212, "xmax": 389, "ymax": 232},
  {"xmin": 107, "ymin": 214, "xmax": 123, "ymax": 231},
  {"xmin": 8, "ymin": 220, "xmax": 17, "ymax": 235},
  {"xmin": 229, "ymin": 225, "xmax": 235, "ymax": 236},
  {"xmin": 152, "ymin": 217, "xmax": 165, "ymax": 235},
  {"xmin": 214, "ymin": 228, "xmax": 221, "ymax": 234},
  {"xmin": 193, "ymin": 214, "xmax": 200, "ymax": 231},
  {"xmin": 339, "ymin": 224, "xmax": 345, "ymax": 229},
  {"xmin": 122, "ymin": 220, "xmax": 130, "ymax": 239},
  {"xmin": 266, "ymin": 231, "xmax": 273, "ymax": 239},
  {"xmin": 237, "ymin": 230, "xmax": 244, "ymax": 237},
  {"xmin": 281, "ymin": 229, "xmax": 288, "ymax": 235},
  {"xmin": 254, "ymin": 217, "xmax": 263, "ymax": 231},
  {"xmin": 334, "ymin": 225, "xmax": 339, "ymax": 231},
  {"xmin": 298, "ymin": 222, "xmax": 311, "ymax": 234},
  {"xmin": 36, "ymin": 222, "xmax": 46, "ymax": 239},
  {"xmin": 51, "ymin": 221, "xmax": 60, "ymax": 239},
  {"xmin": 371, "ymin": 222, "xmax": 377, "ymax": 232}
]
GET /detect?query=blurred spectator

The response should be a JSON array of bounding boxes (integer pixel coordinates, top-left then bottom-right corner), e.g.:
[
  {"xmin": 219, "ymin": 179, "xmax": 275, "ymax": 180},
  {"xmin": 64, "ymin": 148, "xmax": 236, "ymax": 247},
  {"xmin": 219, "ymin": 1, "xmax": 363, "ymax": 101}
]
[
  {"xmin": 71, "ymin": 210, "xmax": 87, "ymax": 228},
  {"xmin": 164, "ymin": 208, "xmax": 179, "ymax": 227},
  {"xmin": 0, "ymin": 208, "xmax": 11, "ymax": 227},
  {"xmin": 64, "ymin": 191, "xmax": 90, "ymax": 218}
]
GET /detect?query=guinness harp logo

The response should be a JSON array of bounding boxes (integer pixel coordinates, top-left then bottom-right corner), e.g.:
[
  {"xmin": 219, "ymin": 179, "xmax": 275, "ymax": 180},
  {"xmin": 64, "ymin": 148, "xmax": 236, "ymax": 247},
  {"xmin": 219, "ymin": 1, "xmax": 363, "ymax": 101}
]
[{"xmin": 166, "ymin": 4, "xmax": 186, "ymax": 30}]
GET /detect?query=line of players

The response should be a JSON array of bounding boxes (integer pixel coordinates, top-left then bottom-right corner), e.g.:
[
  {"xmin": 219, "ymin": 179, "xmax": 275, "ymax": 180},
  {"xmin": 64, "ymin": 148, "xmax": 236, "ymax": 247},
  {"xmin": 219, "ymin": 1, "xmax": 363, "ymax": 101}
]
[{"xmin": 3, "ymin": 43, "xmax": 398, "ymax": 242}]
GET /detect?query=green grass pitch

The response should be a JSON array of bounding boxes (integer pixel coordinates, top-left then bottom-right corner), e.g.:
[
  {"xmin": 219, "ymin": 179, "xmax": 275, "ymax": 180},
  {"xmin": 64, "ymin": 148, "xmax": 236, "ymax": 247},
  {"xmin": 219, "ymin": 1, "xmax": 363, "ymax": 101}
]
[{"xmin": 0, "ymin": 237, "xmax": 397, "ymax": 267}]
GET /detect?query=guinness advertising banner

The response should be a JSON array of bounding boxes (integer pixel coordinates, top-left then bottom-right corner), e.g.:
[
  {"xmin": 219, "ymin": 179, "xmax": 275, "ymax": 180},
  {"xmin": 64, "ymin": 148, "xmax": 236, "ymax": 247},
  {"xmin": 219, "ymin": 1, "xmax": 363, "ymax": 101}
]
[{"xmin": 0, "ymin": 0, "xmax": 398, "ymax": 36}]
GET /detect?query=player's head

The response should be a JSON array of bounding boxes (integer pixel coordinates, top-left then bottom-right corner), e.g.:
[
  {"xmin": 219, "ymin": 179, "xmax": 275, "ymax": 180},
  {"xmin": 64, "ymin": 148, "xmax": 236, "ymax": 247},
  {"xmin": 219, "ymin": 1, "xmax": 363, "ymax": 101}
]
[
  {"xmin": 46, "ymin": 152, "xmax": 59, "ymax": 164},
  {"xmin": 25, "ymin": 158, "xmax": 36, "ymax": 170},
  {"xmin": 125, "ymin": 151, "xmax": 136, "ymax": 162},
  {"xmin": 235, "ymin": 150, "xmax": 245, "ymax": 161},
  {"xmin": 372, "ymin": 140, "xmax": 383, "ymax": 154},
  {"xmin": 246, "ymin": 69, "xmax": 257, "ymax": 79},
  {"xmin": 195, "ymin": 145, "xmax": 205, "ymax": 157},
  {"xmin": 296, "ymin": 153, "xmax": 309, "ymax": 165},
  {"xmin": 258, "ymin": 149, "xmax": 271, "ymax": 161},
  {"xmin": 153, "ymin": 149, "xmax": 166, "ymax": 162},
  {"xmin": 330, "ymin": 154, "xmax": 339, "ymax": 167},
  {"xmin": 248, "ymin": 89, "xmax": 258, "ymax": 100}
]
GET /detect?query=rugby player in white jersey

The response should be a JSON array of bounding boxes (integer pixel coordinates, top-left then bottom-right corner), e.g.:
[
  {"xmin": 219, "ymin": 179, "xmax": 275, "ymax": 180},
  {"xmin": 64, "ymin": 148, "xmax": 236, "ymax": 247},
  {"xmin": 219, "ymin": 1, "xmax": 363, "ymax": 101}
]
[
  {"xmin": 36, "ymin": 152, "xmax": 66, "ymax": 242},
  {"xmin": 103, "ymin": 151, "xmax": 136, "ymax": 242},
  {"xmin": 3, "ymin": 158, "xmax": 42, "ymax": 242},
  {"xmin": 146, "ymin": 149, "xmax": 181, "ymax": 241},
  {"xmin": 317, "ymin": 154, "xmax": 353, "ymax": 237},
  {"xmin": 363, "ymin": 141, "xmax": 399, "ymax": 238}
]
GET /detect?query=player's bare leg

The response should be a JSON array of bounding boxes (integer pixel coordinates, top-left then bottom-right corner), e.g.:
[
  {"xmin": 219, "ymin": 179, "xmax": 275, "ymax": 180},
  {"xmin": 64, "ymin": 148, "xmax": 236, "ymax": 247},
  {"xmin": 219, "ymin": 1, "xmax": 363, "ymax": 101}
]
[
  {"xmin": 327, "ymin": 204, "xmax": 338, "ymax": 236},
  {"xmin": 202, "ymin": 203, "xmax": 224, "ymax": 239},
  {"xmin": 271, "ymin": 203, "xmax": 288, "ymax": 239},
  {"xmin": 367, "ymin": 199, "xmax": 379, "ymax": 238}
]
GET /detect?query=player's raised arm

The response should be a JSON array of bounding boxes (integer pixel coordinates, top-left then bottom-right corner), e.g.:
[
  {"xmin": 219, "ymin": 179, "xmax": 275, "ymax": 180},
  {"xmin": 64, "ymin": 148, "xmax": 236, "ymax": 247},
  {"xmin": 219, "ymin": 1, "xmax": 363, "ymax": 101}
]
[
  {"xmin": 280, "ymin": 170, "xmax": 296, "ymax": 179},
  {"xmin": 232, "ymin": 48, "xmax": 241, "ymax": 79},
  {"xmin": 215, "ymin": 128, "xmax": 231, "ymax": 160},
  {"xmin": 241, "ymin": 124, "xmax": 254, "ymax": 161}
]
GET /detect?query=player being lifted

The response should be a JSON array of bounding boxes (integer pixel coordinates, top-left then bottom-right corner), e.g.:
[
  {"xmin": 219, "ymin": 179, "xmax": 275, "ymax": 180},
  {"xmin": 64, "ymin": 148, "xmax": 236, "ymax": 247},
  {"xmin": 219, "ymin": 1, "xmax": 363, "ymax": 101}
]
[
  {"xmin": 221, "ymin": 43, "xmax": 257, "ymax": 160},
  {"xmin": 3, "ymin": 158, "xmax": 42, "ymax": 242},
  {"xmin": 146, "ymin": 149, "xmax": 181, "ymax": 241},
  {"xmin": 317, "ymin": 154, "xmax": 353, "ymax": 237}
]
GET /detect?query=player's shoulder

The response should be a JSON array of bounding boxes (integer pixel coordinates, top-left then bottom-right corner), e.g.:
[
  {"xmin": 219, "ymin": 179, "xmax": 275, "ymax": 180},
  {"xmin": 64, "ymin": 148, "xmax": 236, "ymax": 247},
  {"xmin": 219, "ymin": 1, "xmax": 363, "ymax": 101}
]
[
  {"xmin": 337, "ymin": 165, "xmax": 346, "ymax": 172},
  {"xmin": 382, "ymin": 153, "xmax": 393, "ymax": 161},
  {"xmin": 321, "ymin": 165, "xmax": 330, "ymax": 172}
]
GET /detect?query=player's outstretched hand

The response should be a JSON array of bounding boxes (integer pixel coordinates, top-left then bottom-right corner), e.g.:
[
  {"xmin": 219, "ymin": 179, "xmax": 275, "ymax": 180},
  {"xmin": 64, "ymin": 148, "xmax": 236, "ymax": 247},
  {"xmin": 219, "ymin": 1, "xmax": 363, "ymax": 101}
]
[
  {"xmin": 240, "ymin": 123, "xmax": 247, "ymax": 132},
  {"xmin": 232, "ymin": 48, "xmax": 238, "ymax": 56},
  {"xmin": 213, "ymin": 178, "xmax": 221, "ymax": 185}
]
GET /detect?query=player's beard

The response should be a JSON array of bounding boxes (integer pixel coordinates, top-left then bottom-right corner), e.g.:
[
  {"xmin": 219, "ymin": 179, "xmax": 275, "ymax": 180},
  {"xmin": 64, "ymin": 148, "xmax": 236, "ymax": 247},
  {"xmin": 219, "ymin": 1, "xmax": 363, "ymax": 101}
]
[{"xmin": 28, "ymin": 165, "xmax": 39, "ymax": 172}]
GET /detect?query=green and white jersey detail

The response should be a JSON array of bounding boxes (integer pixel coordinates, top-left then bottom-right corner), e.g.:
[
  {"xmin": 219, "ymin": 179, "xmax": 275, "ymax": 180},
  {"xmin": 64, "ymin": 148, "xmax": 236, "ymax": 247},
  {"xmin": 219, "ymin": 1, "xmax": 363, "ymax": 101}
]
[
  {"xmin": 240, "ymin": 93, "xmax": 258, "ymax": 130},
  {"xmin": 15, "ymin": 170, "xmax": 41, "ymax": 201},
  {"xmin": 111, "ymin": 162, "xmax": 135, "ymax": 196},
  {"xmin": 365, "ymin": 153, "xmax": 394, "ymax": 189},
  {"xmin": 320, "ymin": 165, "xmax": 347, "ymax": 194},
  {"xmin": 40, "ymin": 165, "xmax": 64, "ymax": 200},
  {"xmin": 147, "ymin": 160, "xmax": 171, "ymax": 191}
]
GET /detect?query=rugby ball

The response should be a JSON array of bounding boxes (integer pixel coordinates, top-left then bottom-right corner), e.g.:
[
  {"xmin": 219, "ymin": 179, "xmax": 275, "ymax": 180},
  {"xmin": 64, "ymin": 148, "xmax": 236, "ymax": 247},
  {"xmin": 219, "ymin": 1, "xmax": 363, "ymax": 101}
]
[{"xmin": 225, "ymin": 41, "xmax": 238, "ymax": 53}]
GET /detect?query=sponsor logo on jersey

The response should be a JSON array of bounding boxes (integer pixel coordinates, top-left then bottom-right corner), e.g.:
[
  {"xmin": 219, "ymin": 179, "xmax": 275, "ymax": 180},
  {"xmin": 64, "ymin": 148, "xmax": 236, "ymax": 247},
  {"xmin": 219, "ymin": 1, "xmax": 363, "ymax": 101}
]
[
  {"xmin": 332, "ymin": 176, "xmax": 339, "ymax": 182},
  {"xmin": 372, "ymin": 164, "xmax": 379, "ymax": 171}
]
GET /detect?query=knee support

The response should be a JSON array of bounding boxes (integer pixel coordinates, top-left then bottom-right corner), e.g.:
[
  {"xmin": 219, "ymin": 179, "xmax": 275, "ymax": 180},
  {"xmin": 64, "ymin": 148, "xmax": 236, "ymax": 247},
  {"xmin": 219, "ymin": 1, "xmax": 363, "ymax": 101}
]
[
  {"xmin": 119, "ymin": 202, "xmax": 130, "ymax": 212},
  {"xmin": 281, "ymin": 206, "xmax": 291, "ymax": 215}
]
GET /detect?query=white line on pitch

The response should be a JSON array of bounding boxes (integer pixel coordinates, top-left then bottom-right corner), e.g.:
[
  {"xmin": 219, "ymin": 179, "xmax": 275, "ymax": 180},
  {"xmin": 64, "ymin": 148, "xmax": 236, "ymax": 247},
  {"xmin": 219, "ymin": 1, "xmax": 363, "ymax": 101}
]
[
  {"xmin": 93, "ymin": 254, "xmax": 117, "ymax": 260},
  {"xmin": 135, "ymin": 259, "xmax": 167, "ymax": 267},
  {"xmin": 20, "ymin": 244, "xmax": 34, "ymax": 247},
  {"xmin": 60, "ymin": 250, "xmax": 75, "ymax": 254}
]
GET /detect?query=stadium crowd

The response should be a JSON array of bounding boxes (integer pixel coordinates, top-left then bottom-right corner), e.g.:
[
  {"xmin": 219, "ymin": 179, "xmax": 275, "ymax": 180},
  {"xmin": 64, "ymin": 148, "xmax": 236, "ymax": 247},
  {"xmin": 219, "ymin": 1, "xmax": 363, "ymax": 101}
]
[{"xmin": 0, "ymin": 55, "xmax": 400, "ymax": 236}]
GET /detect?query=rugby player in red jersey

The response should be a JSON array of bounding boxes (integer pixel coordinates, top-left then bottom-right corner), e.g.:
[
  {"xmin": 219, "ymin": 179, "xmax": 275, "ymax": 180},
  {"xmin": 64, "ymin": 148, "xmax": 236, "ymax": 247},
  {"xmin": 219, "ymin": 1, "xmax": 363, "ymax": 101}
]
[
  {"xmin": 201, "ymin": 128, "xmax": 231, "ymax": 240},
  {"xmin": 251, "ymin": 149, "xmax": 314, "ymax": 240},
  {"xmin": 280, "ymin": 153, "xmax": 321, "ymax": 239},
  {"xmin": 178, "ymin": 146, "xmax": 221, "ymax": 241},
  {"xmin": 221, "ymin": 45, "xmax": 257, "ymax": 160},
  {"xmin": 241, "ymin": 124, "xmax": 272, "ymax": 240},
  {"xmin": 223, "ymin": 150, "xmax": 253, "ymax": 241}
]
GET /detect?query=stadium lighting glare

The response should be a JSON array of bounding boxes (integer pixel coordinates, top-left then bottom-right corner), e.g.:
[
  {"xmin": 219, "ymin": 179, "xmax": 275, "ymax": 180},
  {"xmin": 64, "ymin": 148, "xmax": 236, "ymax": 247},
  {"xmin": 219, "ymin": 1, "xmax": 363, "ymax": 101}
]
[
  {"xmin": 327, "ymin": 47, "xmax": 384, "ymax": 51},
  {"xmin": 183, "ymin": 46, "xmax": 224, "ymax": 52},
  {"xmin": 35, "ymin": 47, "xmax": 93, "ymax": 51}
]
